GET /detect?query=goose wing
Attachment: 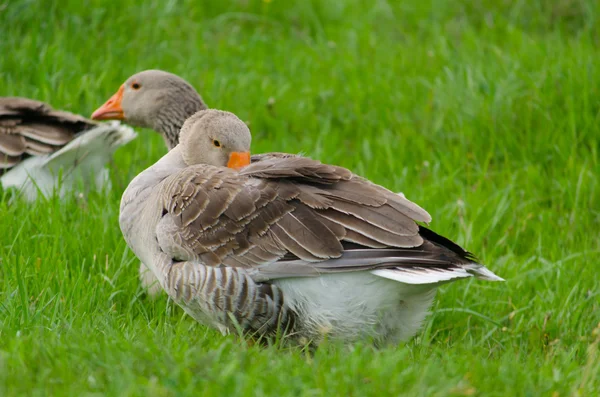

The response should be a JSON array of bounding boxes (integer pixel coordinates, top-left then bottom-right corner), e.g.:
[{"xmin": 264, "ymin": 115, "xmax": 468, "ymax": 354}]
[
  {"xmin": 156, "ymin": 156, "xmax": 501, "ymax": 284},
  {"xmin": 0, "ymin": 97, "xmax": 96, "ymax": 173}
]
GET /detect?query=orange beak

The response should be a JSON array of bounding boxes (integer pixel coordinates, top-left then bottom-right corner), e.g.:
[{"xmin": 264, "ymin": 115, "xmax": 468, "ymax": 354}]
[
  {"xmin": 91, "ymin": 84, "xmax": 125, "ymax": 120},
  {"xmin": 227, "ymin": 152, "xmax": 251, "ymax": 169}
]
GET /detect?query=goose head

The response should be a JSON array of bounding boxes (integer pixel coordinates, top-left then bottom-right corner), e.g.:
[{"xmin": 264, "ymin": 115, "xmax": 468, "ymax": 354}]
[
  {"xmin": 179, "ymin": 109, "xmax": 251, "ymax": 169},
  {"xmin": 92, "ymin": 70, "xmax": 206, "ymax": 149}
]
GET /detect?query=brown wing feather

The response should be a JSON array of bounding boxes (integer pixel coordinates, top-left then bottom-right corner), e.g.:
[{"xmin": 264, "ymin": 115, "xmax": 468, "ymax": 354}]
[
  {"xmin": 0, "ymin": 133, "xmax": 26, "ymax": 156},
  {"xmin": 23, "ymin": 139, "xmax": 58, "ymax": 155},
  {"xmin": 0, "ymin": 97, "xmax": 51, "ymax": 114},
  {"xmin": 157, "ymin": 157, "xmax": 433, "ymax": 275},
  {"xmin": 317, "ymin": 208, "xmax": 423, "ymax": 247},
  {"xmin": 273, "ymin": 203, "xmax": 343, "ymax": 259},
  {"xmin": 241, "ymin": 155, "xmax": 352, "ymax": 184},
  {"xmin": 329, "ymin": 201, "xmax": 418, "ymax": 236},
  {"xmin": 0, "ymin": 154, "xmax": 21, "ymax": 169},
  {"xmin": 18, "ymin": 123, "xmax": 75, "ymax": 146},
  {"xmin": 0, "ymin": 97, "xmax": 97, "ymax": 174}
]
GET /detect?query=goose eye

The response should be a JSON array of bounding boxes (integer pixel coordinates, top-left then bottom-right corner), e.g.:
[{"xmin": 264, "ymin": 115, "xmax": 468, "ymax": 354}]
[
  {"xmin": 213, "ymin": 139, "xmax": 221, "ymax": 148},
  {"xmin": 131, "ymin": 82, "xmax": 141, "ymax": 90}
]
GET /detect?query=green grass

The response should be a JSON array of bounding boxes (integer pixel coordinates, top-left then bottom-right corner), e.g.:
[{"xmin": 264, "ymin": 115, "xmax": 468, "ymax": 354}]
[{"xmin": 1, "ymin": 0, "xmax": 600, "ymax": 395}]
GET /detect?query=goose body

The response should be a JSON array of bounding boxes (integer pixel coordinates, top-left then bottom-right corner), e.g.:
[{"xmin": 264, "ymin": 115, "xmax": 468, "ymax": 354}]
[
  {"xmin": 1, "ymin": 97, "xmax": 135, "ymax": 200},
  {"xmin": 120, "ymin": 110, "xmax": 503, "ymax": 344}
]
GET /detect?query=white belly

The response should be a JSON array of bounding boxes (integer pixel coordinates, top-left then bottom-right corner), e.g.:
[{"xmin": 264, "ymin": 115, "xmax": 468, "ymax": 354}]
[{"xmin": 274, "ymin": 272, "xmax": 437, "ymax": 344}]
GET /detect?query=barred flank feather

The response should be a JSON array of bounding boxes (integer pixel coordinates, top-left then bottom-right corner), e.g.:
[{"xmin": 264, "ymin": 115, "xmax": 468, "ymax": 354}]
[{"xmin": 166, "ymin": 260, "xmax": 294, "ymax": 335}]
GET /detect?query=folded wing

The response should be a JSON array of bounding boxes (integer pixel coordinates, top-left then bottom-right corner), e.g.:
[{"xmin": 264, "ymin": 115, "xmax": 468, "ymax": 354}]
[{"xmin": 156, "ymin": 156, "xmax": 502, "ymax": 285}]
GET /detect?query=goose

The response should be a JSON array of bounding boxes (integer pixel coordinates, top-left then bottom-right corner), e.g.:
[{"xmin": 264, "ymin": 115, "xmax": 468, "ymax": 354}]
[
  {"xmin": 0, "ymin": 97, "xmax": 136, "ymax": 201},
  {"xmin": 119, "ymin": 109, "xmax": 503, "ymax": 344},
  {"xmin": 92, "ymin": 70, "xmax": 206, "ymax": 294}
]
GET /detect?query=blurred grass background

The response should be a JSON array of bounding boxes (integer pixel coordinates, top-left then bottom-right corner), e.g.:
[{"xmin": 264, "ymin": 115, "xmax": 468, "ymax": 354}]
[{"xmin": 1, "ymin": 0, "xmax": 599, "ymax": 395}]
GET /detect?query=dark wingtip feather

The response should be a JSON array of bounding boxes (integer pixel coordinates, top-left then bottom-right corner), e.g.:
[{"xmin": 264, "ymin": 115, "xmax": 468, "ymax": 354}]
[{"xmin": 418, "ymin": 225, "xmax": 479, "ymax": 263}]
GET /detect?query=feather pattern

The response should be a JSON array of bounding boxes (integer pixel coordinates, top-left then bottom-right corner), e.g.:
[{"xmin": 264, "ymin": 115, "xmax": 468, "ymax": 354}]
[{"xmin": 156, "ymin": 254, "xmax": 293, "ymax": 336}]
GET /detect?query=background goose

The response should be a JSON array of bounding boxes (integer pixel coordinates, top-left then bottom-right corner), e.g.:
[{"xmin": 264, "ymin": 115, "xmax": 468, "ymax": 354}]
[
  {"xmin": 120, "ymin": 109, "xmax": 503, "ymax": 344},
  {"xmin": 92, "ymin": 70, "xmax": 207, "ymax": 294},
  {"xmin": 0, "ymin": 97, "xmax": 135, "ymax": 201}
]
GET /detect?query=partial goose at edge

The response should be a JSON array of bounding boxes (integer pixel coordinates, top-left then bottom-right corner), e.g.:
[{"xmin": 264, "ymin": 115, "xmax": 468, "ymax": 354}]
[{"xmin": 1, "ymin": 97, "xmax": 136, "ymax": 201}]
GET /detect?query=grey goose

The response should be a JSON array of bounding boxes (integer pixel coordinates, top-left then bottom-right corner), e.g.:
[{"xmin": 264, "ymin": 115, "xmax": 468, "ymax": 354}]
[{"xmin": 118, "ymin": 109, "xmax": 503, "ymax": 344}]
